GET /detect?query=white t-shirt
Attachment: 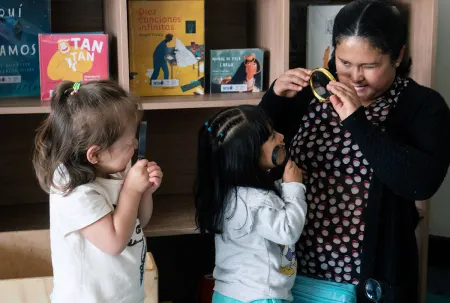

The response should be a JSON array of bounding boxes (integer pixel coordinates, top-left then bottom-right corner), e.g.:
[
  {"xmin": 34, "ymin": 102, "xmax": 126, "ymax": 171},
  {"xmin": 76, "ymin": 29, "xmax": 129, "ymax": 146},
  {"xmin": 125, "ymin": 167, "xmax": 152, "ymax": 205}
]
[{"xmin": 49, "ymin": 166, "xmax": 146, "ymax": 303}]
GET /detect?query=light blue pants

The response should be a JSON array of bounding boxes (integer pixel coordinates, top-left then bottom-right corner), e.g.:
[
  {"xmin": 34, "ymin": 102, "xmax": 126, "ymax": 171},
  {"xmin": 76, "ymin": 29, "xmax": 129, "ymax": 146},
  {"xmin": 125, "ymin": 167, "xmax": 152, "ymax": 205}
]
[
  {"xmin": 291, "ymin": 275, "xmax": 357, "ymax": 303},
  {"xmin": 212, "ymin": 275, "xmax": 357, "ymax": 303},
  {"xmin": 212, "ymin": 292, "xmax": 290, "ymax": 303}
]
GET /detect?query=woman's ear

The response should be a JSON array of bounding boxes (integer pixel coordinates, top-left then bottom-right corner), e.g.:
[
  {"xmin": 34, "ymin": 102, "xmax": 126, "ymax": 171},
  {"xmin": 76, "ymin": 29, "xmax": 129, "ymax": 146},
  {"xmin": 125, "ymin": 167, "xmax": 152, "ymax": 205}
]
[
  {"xmin": 396, "ymin": 45, "xmax": 406, "ymax": 66},
  {"xmin": 86, "ymin": 145, "xmax": 101, "ymax": 165}
]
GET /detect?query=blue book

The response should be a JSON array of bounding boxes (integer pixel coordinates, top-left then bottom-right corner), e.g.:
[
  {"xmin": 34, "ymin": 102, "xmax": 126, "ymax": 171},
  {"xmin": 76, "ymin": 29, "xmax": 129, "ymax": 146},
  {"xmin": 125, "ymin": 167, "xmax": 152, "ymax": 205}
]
[{"xmin": 0, "ymin": 1, "xmax": 51, "ymax": 97}]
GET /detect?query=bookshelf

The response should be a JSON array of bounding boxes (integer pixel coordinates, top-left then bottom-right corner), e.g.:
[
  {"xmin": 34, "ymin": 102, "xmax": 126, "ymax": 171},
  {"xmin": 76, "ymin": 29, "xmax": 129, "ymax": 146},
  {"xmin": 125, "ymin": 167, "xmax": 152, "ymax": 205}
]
[
  {"xmin": 0, "ymin": 93, "xmax": 263, "ymax": 114},
  {"xmin": 0, "ymin": 0, "xmax": 437, "ymax": 302}
]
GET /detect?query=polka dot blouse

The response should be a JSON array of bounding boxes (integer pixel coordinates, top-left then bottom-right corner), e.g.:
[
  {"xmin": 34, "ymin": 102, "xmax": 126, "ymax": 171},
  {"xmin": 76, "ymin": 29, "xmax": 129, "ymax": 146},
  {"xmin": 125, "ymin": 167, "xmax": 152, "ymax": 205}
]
[{"xmin": 290, "ymin": 77, "xmax": 409, "ymax": 284}]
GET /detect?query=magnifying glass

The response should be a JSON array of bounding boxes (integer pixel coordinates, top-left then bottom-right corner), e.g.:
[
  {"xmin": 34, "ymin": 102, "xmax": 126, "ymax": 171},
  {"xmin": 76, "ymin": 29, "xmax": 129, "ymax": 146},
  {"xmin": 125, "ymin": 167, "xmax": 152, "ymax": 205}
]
[
  {"xmin": 309, "ymin": 68, "xmax": 337, "ymax": 103},
  {"xmin": 272, "ymin": 144, "xmax": 288, "ymax": 167},
  {"xmin": 137, "ymin": 121, "xmax": 147, "ymax": 160}
]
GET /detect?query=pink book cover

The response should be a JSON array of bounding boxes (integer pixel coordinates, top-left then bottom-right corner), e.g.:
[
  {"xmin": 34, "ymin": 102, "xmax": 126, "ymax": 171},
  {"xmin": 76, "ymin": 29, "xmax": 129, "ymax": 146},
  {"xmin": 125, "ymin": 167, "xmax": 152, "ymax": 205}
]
[{"xmin": 38, "ymin": 33, "xmax": 109, "ymax": 101}]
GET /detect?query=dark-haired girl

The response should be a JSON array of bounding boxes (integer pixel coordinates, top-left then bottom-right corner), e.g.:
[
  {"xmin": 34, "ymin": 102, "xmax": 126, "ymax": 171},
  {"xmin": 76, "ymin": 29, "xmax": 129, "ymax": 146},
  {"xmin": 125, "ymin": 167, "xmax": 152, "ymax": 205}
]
[{"xmin": 194, "ymin": 105, "xmax": 307, "ymax": 303}]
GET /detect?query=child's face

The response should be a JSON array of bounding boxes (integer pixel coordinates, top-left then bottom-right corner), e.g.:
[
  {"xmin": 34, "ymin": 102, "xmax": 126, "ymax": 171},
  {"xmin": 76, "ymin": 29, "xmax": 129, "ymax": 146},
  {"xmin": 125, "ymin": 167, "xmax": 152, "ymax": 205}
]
[
  {"xmin": 259, "ymin": 131, "xmax": 284, "ymax": 170},
  {"xmin": 96, "ymin": 125, "xmax": 138, "ymax": 177}
]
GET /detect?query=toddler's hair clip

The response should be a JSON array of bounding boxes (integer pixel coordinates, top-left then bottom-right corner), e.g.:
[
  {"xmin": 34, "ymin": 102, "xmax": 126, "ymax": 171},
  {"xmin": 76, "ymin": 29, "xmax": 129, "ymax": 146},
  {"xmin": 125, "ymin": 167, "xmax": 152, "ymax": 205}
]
[{"xmin": 70, "ymin": 82, "xmax": 82, "ymax": 95}]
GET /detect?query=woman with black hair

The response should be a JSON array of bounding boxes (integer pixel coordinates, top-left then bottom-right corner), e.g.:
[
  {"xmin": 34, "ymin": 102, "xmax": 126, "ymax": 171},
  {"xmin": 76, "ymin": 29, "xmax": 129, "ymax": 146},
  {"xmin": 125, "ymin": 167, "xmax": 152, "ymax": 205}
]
[{"xmin": 259, "ymin": 1, "xmax": 450, "ymax": 302}]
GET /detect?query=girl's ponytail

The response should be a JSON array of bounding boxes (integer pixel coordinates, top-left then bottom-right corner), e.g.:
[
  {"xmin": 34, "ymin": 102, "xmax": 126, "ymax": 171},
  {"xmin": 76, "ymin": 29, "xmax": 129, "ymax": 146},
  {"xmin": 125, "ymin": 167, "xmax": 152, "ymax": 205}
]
[
  {"xmin": 33, "ymin": 81, "xmax": 74, "ymax": 193},
  {"xmin": 194, "ymin": 122, "xmax": 226, "ymax": 234},
  {"xmin": 33, "ymin": 117, "xmax": 53, "ymax": 193}
]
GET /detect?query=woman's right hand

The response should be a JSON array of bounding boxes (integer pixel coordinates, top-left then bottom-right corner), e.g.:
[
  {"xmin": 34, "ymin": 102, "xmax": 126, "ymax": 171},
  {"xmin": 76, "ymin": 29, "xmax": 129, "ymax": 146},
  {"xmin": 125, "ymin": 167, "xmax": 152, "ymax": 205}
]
[
  {"xmin": 273, "ymin": 68, "xmax": 312, "ymax": 98},
  {"xmin": 283, "ymin": 160, "xmax": 303, "ymax": 183},
  {"xmin": 123, "ymin": 159, "xmax": 151, "ymax": 194}
]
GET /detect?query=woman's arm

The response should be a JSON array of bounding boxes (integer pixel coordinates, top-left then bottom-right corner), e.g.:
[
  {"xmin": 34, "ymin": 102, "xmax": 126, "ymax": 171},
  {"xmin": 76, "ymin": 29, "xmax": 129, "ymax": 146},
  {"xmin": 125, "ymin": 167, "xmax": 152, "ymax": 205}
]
[
  {"xmin": 259, "ymin": 69, "xmax": 315, "ymax": 141},
  {"xmin": 341, "ymin": 89, "xmax": 450, "ymax": 201}
]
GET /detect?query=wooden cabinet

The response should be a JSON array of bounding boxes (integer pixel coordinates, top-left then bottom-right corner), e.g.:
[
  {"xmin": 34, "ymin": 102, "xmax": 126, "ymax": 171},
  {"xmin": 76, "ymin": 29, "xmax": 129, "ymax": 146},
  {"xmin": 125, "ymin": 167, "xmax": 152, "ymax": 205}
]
[{"xmin": 0, "ymin": 1, "xmax": 437, "ymax": 302}]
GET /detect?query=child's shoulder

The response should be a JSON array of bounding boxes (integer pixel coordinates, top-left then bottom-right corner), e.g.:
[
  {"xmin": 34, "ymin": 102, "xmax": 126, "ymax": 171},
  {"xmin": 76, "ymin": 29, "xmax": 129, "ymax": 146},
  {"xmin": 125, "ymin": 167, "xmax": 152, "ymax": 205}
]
[
  {"xmin": 50, "ymin": 165, "xmax": 109, "ymax": 197},
  {"xmin": 233, "ymin": 186, "xmax": 284, "ymax": 210}
]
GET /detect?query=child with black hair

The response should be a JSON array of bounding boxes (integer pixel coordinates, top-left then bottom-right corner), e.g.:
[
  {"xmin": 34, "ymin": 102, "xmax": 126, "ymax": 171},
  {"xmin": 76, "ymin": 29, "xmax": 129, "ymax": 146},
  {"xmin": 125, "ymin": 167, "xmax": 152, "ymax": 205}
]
[{"xmin": 194, "ymin": 105, "xmax": 307, "ymax": 303}]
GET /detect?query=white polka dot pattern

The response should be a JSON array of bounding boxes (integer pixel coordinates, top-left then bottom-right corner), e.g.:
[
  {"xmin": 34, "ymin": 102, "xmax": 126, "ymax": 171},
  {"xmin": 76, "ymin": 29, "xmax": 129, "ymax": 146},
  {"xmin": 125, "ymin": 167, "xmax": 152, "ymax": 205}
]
[{"xmin": 292, "ymin": 78, "xmax": 409, "ymax": 284}]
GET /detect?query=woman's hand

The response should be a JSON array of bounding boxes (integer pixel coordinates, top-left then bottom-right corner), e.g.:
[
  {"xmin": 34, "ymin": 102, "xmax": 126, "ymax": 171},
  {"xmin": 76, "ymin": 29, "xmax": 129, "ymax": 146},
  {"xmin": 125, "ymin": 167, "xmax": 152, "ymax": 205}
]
[
  {"xmin": 327, "ymin": 81, "xmax": 363, "ymax": 121},
  {"xmin": 273, "ymin": 68, "xmax": 312, "ymax": 98}
]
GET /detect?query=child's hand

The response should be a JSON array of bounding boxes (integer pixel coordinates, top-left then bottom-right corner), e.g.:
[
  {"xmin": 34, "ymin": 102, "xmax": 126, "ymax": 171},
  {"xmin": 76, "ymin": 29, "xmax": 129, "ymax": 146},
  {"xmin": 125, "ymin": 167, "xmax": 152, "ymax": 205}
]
[
  {"xmin": 123, "ymin": 159, "xmax": 151, "ymax": 194},
  {"xmin": 147, "ymin": 161, "xmax": 163, "ymax": 194},
  {"xmin": 283, "ymin": 160, "xmax": 303, "ymax": 183}
]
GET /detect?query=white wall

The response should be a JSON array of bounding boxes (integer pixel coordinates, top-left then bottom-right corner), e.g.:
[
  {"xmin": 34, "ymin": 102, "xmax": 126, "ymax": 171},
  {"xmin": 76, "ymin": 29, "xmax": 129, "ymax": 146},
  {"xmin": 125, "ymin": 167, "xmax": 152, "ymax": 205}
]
[{"xmin": 430, "ymin": 0, "xmax": 450, "ymax": 237}]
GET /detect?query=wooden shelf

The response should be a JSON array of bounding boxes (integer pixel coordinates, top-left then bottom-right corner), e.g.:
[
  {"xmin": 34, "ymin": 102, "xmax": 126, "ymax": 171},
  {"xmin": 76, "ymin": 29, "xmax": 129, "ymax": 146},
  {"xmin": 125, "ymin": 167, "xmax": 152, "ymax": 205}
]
[
  {"xmin": 0, "ymin": 98, "xmax": 50, "ymax": 115},
  {"xmin": 144, "ymin": 194, "xmax": 197, "ymax": 237},
  {"xmin": 0, "ymin": 93, "xmax": 263, "ymax": 114},
  {"xmin": 140, "ymin": 92, "xmax": 263, "ymax": 110},
  {"xmin": 0, "ymin": 194, "xmax": 197, "ymax": 237}
]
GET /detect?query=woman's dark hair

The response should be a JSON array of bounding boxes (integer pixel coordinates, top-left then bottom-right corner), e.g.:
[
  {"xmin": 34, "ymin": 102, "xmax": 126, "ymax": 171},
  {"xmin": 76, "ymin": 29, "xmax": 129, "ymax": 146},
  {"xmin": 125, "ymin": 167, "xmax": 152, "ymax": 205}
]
[
  {"xmin": 328, "ymin": 0, "xmax": 411, "ymax": 77},
  {"xmin": 194, "ymin": 105, "xmax": 277, "ymax": 234},
  {"xmin": 33, "ymin": 80, "xmax": 142, "ymax": 195}
]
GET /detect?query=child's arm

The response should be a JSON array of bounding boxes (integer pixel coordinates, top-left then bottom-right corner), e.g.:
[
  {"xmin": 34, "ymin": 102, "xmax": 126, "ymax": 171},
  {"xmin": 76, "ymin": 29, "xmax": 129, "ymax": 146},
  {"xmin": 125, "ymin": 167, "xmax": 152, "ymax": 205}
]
[
  {"xmin": 254, "ymin": 182, "xmax": 307, "ymax": 245},
  {"xmin": 80, "ymin": 160, "xmax": 150, "ymax": 255},
  {"xmin": 138, "ymin": 161, "xmax": 163, "ymax": 227},
  {"xmin": 139, "ymin": 191, "xmax": 153, "ymax": 229},
  {"xmin": 254, "ymin": 160, "xmax": 307, "ymax": 245}
]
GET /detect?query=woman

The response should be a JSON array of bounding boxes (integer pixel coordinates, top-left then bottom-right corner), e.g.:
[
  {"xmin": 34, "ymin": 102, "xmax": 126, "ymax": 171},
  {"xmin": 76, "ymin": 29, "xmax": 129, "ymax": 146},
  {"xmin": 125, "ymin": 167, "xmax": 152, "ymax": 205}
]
[{"xmin": 259, "ymin": 1, "xmax": 450, "ymax": 302}]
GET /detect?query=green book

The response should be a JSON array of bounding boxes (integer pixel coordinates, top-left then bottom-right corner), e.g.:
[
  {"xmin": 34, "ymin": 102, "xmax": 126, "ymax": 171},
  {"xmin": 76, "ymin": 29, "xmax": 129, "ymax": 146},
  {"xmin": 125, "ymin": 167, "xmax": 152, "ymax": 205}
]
[{"xmin": 210, "ymin": 48, "xmax": 264, "ymax": 93}]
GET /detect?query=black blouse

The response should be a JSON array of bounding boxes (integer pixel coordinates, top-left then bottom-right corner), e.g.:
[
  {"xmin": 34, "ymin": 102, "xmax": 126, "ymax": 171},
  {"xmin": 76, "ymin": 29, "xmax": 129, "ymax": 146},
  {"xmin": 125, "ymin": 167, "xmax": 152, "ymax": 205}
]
[{"xmin": 259, "ymin": 78, "xmax": 450, "ymax": 303}]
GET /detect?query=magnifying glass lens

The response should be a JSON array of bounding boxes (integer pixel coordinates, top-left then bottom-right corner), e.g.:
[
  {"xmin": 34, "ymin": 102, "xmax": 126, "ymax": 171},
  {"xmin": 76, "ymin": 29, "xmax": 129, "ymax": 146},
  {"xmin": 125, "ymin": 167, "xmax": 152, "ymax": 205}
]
[
  {"xmin": 311, "ymin": 71, "xmax": 333, "ymax": 100},
  {"xmin": 272, "ymin": 145, "xmax": 288, "ymax": 167}
]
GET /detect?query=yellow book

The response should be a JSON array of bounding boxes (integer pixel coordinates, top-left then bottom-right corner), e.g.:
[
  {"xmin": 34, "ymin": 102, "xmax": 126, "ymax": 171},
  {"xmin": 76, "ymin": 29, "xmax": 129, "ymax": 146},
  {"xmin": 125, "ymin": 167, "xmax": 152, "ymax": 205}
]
[{"xmin": 128, "ymin": 0, "xmax": 205, "ymax": 96}]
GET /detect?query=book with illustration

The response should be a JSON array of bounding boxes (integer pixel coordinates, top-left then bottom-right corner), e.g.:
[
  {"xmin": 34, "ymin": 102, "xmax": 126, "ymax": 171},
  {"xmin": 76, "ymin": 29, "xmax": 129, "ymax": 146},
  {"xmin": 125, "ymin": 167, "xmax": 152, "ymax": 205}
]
[
  {"xmin": 306, "ymin": 5, "xmax": 345, "ymax": 69},
  {"xmin": 0, "ymin": 0, "xmax": 51, "ymax": 97},
  {"xmin": 210, "ymin": 48, "xmax": 264, "ymax": 93},
  {"xmin": 128, "ymin": 0, "xmax": 205, "ymax": 96},
  {"xmin": 38, "ymin": 33, "xmax": 109, "ymax": 101}
]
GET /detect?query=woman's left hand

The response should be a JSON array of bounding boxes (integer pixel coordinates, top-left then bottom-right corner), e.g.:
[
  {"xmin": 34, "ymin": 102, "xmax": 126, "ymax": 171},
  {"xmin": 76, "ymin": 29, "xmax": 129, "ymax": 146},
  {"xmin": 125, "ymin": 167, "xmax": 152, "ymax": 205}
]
[{"xmin": 326, "ymin": 81, "xmax": 363, "ymax": 121}]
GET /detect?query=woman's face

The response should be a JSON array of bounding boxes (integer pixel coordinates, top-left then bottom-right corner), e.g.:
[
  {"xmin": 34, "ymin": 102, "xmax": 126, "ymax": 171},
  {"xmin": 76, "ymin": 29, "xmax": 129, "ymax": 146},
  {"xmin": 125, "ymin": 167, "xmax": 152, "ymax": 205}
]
[{"xmin": 335, "ymin": 36, "xmax": 403, "ymax": 103}]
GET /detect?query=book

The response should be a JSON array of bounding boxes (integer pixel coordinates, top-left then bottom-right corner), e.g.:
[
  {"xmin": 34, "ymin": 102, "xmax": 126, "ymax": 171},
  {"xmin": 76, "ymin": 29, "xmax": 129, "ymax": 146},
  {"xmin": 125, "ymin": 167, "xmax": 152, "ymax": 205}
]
[
  {"xmin": 306, "ymin": 5, "xmax": 345, "ymax": 69},
  {"xmin": 38, "ymin": 33, "xmax": 109, "ymax": 101},
  {"xmin": 0, "ymin": 0, "xmax": 51, "ymax": 97},
  {"xmin": 210, "ymin": 49, "xmax": 264, "ymax": 93},
  {"xmin": 128, "ymin": 0, "xmax": 205, "ymax": 96}
]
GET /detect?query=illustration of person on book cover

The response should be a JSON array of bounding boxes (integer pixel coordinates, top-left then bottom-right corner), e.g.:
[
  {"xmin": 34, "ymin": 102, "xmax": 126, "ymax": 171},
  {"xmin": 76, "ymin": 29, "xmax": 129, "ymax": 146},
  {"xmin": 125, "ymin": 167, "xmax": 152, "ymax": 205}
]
[
  {"xmin": 151, "ymin": 33, "xmax": 174, "ymax": 81},
  {"xmin": 47, "ymin": 39, "xmax": 94, "ymax": 82},
  {"xmin": 39, "ymin": 34, "xmax": 109, "ymax": 100},
  {"xmin": 230, "ymin": 53, "xmax": 262, "ymax": 92},
  {"xmin": 219, "ymin": 53, "xmax": 262, "ymax": 92}
]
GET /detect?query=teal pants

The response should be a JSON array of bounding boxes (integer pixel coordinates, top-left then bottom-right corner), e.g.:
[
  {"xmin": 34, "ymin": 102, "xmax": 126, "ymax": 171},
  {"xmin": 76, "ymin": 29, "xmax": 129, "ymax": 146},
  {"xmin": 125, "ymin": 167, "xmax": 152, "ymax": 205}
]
[
  {"xmin": 212, "ymin": 275, "xmax": 357, "ymax": 303},
  {"xmin": 212, "ymin": 292, "xmax": 290, "ymax": 303},
  {"xmin": 291, "ymin": 275, "xmax": 357, "ymax": 303}
]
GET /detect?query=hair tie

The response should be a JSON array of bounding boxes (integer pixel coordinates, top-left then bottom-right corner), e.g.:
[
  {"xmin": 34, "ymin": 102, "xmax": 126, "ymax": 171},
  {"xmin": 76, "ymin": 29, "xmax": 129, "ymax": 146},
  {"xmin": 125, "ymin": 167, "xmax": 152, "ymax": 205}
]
[{"xmin": 70, "ymin": 82, "xmax": 82, "ymax": 95}]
